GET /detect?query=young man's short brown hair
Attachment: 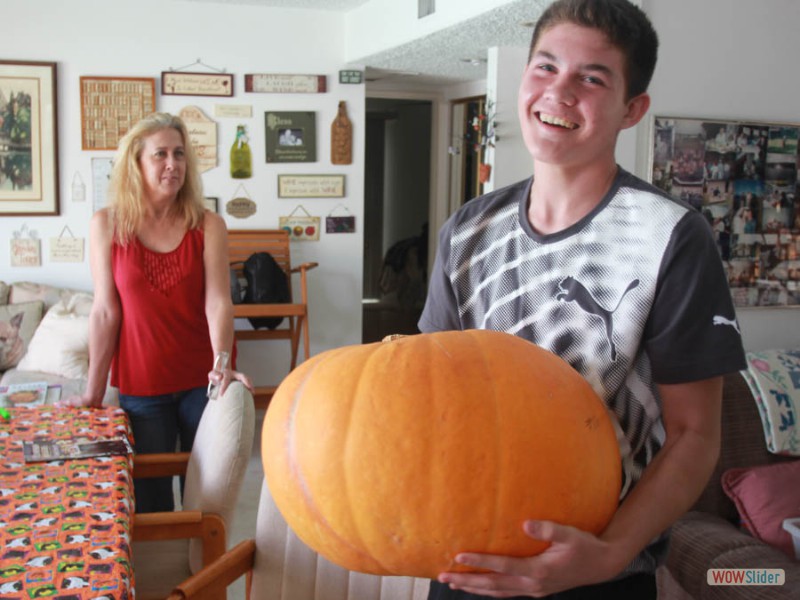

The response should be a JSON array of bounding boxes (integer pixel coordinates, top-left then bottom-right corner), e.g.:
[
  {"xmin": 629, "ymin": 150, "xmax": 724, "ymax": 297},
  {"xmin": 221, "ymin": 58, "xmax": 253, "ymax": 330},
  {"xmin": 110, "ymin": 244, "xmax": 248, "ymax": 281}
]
[{"xmin": 528, "ymin": 0, "xmax": 658, "ymax": 100}]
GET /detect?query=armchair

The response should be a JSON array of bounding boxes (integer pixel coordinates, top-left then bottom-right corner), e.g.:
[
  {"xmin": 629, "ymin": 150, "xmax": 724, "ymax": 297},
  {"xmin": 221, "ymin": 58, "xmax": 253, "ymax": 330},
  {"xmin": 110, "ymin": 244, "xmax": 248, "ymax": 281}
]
[
  {"xmin": 162, "ymin": 480, "xmax": 429, "ymax": 600},
  {"xmin": 132, "ymin": 381, "xmax": 256, "ymax": 599}
]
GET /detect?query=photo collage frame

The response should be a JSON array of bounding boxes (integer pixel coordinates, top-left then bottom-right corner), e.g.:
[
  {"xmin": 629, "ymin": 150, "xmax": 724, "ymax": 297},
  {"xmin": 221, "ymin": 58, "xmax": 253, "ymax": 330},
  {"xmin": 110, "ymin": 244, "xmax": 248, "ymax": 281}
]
[{"xmin": 650, "ymin": 116, "xmax": 800, "ymax": 307}]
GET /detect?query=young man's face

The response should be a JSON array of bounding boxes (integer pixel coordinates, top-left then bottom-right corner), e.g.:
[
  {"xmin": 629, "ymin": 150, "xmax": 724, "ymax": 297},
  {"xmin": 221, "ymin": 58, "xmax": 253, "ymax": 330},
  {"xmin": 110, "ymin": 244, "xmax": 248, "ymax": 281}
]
[{"xmin": 518, "ymin": 23, "xmax": 649, "ymax": 169}]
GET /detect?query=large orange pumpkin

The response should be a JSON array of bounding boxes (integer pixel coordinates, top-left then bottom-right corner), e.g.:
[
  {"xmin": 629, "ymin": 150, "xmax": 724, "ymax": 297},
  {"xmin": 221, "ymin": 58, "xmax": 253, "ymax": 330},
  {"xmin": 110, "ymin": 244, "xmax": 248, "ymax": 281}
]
[{"xmin": 262, "ymin": 329, "xmax": 621, "ymax": 579}]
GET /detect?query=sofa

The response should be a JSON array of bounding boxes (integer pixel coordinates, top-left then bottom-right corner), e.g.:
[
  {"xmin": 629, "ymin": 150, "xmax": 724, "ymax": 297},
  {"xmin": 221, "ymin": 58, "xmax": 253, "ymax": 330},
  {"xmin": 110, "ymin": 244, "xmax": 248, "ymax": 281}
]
[
  {"xmin": 657, "ymin": 367, "xmax": 799, "ymax": 599},
  {"xmin": 0, "ymin": 280, "xmax": 118, "ymax": 405}
]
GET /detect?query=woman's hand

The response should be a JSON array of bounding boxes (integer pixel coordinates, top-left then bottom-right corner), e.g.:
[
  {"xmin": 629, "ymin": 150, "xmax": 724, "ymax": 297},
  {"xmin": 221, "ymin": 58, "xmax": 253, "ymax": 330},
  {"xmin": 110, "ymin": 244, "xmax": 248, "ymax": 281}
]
[
  {"xmin": 55, "ymin": 394, "xmax": 103, "ymax": 409},
  {"xmin": 207, "ymin": 367, "xmax": 254, "ymax": 399}
]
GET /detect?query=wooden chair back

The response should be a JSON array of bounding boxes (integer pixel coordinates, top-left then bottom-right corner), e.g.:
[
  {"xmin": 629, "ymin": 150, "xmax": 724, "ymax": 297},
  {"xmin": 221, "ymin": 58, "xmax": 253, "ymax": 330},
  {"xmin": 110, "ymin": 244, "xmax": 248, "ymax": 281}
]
[{"xmin": 228, "ymin": 229, "xmax": 293, "ymax": 300}]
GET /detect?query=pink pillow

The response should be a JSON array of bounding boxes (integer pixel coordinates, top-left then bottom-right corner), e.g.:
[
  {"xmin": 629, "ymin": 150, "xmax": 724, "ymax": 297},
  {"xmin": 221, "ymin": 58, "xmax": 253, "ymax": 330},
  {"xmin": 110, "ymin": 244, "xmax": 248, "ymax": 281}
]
[{"xmin": 722, "ymin": 461, "xmax": 800, "ymax": 557}]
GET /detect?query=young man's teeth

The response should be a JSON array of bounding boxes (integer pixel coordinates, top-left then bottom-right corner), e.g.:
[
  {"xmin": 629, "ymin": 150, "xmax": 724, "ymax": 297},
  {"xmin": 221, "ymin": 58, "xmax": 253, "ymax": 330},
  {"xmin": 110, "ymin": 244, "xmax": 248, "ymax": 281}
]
[{"xmin": 540, "ymin": 114, "xmax": 577, "ymax": 129}]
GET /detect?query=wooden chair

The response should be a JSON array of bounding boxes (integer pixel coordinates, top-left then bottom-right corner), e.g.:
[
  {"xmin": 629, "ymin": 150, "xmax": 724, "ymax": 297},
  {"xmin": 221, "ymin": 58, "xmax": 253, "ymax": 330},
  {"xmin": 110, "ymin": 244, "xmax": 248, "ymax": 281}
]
[{"xmin": 228, "ymin": 229, "xmax": 318, "ymax": 408}]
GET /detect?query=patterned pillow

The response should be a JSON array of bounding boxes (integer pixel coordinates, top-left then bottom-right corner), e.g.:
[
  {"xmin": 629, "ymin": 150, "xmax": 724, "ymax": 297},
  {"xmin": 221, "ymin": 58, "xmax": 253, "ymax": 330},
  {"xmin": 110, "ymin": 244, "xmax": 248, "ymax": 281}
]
[
  {"xmin": 742, "ymin": 349, "xmax": 800, "ymax": 456},
  {"xmin": 0, "ymin": 301, "xmax": 45, "ymax": 371}
]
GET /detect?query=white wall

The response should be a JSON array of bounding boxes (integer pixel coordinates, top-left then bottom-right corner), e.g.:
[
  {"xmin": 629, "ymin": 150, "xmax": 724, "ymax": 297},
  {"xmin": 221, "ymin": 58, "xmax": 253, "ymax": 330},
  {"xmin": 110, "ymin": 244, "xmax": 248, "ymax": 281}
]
[
  {"xmin": 2, "ymin": 0, "xmax": 365, "ymax": 388},
  {"xmin": 484, "ymin": 46, "xmax": 530, "ymax": 192},
  {"xmin": 642, "ymin": 0, "xmax": 800, "ymax": 351}
]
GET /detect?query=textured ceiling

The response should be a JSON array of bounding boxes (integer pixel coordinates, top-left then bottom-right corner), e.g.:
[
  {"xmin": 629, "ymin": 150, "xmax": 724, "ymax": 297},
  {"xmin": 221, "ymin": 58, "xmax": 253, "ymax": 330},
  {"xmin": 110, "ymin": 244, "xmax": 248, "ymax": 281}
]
[
  {"xmin": 181, "ymin": 0, "xmax": 370, "ymax": 9},
  {"xmin": 175, "ymin": 0, "xmax": 551, "ymax": 85}
]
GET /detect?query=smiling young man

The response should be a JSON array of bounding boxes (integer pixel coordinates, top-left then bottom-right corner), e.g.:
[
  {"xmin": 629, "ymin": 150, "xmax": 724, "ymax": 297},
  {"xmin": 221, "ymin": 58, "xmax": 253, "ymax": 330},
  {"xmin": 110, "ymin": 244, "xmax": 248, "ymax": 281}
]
[{"xmin": 419, "ymin": 1, "xmax": 746, "ymax": 599}]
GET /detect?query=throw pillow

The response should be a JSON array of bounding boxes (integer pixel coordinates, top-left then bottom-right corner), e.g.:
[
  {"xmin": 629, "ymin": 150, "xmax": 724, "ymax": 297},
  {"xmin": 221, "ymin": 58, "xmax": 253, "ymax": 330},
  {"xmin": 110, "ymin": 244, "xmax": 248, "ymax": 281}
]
[
  {"xmin": 0, "ymin": 301, "xmax": 45, "ymax": 371},
  {"xmin": 722, "ymin": 461, "xmax": 800, "ymax": 558},
  {"xmin": 0, "ymin": 281, "xmax": 9, "ymax": 305},
  {"xmin": 9, "ymin": 281, "xmax": 90, "ymax": 312},
  {"xmin": 16, "ymin": 294, "xmax": 92, "ymax": 379}
]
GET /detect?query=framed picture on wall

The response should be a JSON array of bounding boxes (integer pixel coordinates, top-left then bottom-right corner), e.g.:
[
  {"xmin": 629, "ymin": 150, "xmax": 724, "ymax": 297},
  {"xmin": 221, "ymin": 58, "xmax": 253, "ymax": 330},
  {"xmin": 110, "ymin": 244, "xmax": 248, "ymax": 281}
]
[
  {"xmin": 0, "ymin": 60, "xmax": 59, "ymax": 216},
  {"xmin": 648, "ymin": 115, "xmax": 800, "ymax": 307},
  {"xmin": 265, "ymin": 111, "xmax": 316, "ymax": 163},
  {"xmin": 80, "ymin": 76, "xmax": 156, "ymax": 150}
]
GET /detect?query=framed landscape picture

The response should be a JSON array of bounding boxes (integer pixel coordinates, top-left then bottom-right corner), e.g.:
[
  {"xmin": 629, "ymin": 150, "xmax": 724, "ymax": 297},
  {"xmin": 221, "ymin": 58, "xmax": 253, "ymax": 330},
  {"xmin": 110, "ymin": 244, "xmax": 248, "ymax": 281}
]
[
  {"xmin": 0, "ymin": 60, "xmax": 59, "ymax": 215},
  {"xmin": 265, "ymin": 111, "xmax": 316, "ymax": 163},
  {"xmin": 649, "ymin": 115, "xmax": 800, "ymax": 307}
]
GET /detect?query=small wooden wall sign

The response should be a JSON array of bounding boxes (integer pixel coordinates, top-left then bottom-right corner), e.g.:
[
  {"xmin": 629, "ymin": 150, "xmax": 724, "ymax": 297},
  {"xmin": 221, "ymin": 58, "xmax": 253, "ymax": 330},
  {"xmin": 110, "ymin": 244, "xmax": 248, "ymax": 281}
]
[
  {"xmin": 278, "ymin": 175, "xmax": 345, "ymax": 198},
  {"xmin": 162, "ymin": 72, "xmax": 234, "ymax": 97},
  {"xmin": 245, "ymin": 74, "xmax": 327, "ymax": 94}
]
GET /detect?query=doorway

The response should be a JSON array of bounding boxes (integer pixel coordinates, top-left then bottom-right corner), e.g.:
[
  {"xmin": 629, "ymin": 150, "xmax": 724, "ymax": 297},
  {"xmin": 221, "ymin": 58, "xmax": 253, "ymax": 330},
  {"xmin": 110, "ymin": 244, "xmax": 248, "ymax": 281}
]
[
  {"xmin": 448, "ymin": 95, "xmax": 488, "ymax": 212},
  {"xmin": 362, "ymin": 97, "xmax": 432, "ymax": 343}
]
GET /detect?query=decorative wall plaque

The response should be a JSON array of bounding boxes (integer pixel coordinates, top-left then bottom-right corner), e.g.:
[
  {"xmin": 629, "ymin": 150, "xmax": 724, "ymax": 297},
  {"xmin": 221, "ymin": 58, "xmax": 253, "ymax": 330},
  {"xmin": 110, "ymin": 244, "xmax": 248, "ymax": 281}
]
[
  {"xmin": 50, "ymin": 226, "xmax": 85, "ymax": 263},
  {"xmin": 265, "ymin": 111, "xmax": 316, "ymax": 163},
  {"xmin": 338, "ymin": 70, "xmax": 363, "ymax": 84},
  {"xmin": 278, "ymin": 174, "xmax": 345, "ymax": 198},
  {"xmin": 279, "ymin": 206, "xmax": 320, "ymax": 241},
  {"xmin": 178, "ymin": 106, "xmax": 218, "ymax": 173},
  {"xmin": 331, "ymin": 101, "xmax": 352, "ymax": 165},
  {"xmin": 80, "ymin": 76, "xmax": 155, "ymax": 150},
  {"xmin": 162, "ymin": 71, "xmax": 233, "ymax": 97},
  {"xmin": 245, "ymin": 74, "xmax": 327, "ymax": 94},
  {"xmin": 226, "ymin": 197, "xmax": 257, "ymax": 219}
]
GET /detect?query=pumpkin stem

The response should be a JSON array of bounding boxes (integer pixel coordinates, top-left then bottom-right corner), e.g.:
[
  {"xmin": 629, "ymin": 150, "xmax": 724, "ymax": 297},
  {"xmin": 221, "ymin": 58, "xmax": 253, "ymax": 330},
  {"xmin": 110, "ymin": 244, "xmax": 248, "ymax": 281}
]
[{"xmin": 381, "ymin": 334, "xmax": 407, "ymax": 343}]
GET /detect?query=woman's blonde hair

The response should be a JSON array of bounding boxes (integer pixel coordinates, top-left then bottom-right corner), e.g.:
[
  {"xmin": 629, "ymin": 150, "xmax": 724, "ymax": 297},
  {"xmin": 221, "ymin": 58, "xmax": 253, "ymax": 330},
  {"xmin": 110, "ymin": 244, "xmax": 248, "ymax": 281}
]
[{"xmin": 108, "ymin": 112, "xmax": 206, "ymax": 244}]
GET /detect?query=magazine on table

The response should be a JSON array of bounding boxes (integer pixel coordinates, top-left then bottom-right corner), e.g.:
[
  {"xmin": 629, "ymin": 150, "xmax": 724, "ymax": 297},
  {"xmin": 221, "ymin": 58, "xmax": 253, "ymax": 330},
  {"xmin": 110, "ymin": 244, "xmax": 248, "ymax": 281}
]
[
  {"xmin": 0, "ymin": 381, "xmax": 60, "ymax": 408},
  {"xmin": 23, "ymin": 436, "xmax": 133, "ymax": 463}
]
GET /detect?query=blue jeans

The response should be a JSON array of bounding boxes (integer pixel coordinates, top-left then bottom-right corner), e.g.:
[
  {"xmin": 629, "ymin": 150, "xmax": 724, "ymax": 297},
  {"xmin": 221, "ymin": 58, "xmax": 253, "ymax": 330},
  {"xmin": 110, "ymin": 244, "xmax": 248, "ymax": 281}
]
[{"xmin": 120, "ymin": 386, "xmax": 208, "ymax": 513}]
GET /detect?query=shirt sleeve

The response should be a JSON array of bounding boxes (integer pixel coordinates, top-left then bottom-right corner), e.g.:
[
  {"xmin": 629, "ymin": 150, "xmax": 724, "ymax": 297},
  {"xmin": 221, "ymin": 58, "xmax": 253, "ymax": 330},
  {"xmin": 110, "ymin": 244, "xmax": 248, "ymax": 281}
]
[
  {"xmin": 645, "ymin": 210, "xmax": 747, "ymax": 383},
  {"xmin": 418, "ymin": 216, "xmax": 463, "ymax": 333}
]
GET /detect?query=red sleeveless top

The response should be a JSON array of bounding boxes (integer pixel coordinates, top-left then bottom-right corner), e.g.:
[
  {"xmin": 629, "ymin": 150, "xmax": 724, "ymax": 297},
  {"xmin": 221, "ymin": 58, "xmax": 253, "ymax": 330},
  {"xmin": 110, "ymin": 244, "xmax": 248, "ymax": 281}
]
[{"xmin": 110, "ymin": 228, "xmax": 213, "ymax": 395}]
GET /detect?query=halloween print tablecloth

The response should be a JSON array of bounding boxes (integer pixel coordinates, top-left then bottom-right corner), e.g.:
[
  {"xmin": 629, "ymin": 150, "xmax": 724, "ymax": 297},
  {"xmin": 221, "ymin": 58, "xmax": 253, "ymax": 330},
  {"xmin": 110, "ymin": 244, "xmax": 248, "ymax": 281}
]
[{"xmin": 0, "ymin": 407, "xmax": 134, "ymax": 599}]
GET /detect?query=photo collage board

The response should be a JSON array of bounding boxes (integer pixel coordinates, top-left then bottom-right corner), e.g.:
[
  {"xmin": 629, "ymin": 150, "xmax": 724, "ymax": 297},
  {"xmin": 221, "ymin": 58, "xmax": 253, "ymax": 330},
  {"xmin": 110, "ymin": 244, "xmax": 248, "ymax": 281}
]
[{"xmin": 651, "ymin": 116, "xmax": 800, "ymax": 307}]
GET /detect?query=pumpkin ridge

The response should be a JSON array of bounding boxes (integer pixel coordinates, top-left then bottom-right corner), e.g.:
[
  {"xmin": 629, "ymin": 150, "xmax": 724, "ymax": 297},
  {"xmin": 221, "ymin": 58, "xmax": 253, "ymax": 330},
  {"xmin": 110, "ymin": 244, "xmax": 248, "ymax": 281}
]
[
  {"xmin": 470, "ymin": 330, "xmax": 504, "ymax": 556},
  {"xmin": 281, "ymin": 351, "xmax": 387, "ymax": 573},
  {"xmin": 341, "ymin": 342, "xmax": 398, "ymax": 574}
]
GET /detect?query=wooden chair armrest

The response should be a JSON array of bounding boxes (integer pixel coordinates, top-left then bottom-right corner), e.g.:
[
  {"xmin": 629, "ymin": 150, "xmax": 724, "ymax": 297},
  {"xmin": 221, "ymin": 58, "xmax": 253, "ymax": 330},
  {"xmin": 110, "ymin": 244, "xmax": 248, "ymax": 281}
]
[
  {"xmin": 133, "ymin": 452, "xmax": 191, "ymax": 479},
  {"xmin": 290, "ymin": 261, "xmax": 319, "ymax": 273},
  {"xmin": 133, "ymin": 511, "xmax": 226, "ymax": 567},
  {"xmin": 167, "ymin": 539, "xmax": 257, "ymax": 600}
]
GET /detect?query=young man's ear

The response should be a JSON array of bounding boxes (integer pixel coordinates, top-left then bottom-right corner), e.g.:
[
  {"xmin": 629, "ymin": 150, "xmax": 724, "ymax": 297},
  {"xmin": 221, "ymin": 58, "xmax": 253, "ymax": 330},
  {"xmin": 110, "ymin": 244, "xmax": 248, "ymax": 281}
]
[{"xmin": 621, "ymin": 93, "xmax": 651, "ymax": 130}]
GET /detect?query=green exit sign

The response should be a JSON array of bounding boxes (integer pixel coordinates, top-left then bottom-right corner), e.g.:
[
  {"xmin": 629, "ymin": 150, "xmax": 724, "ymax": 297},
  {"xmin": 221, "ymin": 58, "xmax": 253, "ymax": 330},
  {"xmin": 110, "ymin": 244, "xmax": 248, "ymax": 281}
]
[{"xmin": 339, "ymin": 70, "xmax": 363, "ymax": 84}]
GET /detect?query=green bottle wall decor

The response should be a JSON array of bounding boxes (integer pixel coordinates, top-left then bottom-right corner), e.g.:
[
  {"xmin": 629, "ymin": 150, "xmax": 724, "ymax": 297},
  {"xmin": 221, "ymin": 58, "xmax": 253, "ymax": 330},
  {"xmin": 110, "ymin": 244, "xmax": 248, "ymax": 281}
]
[{"xmin": 230, "ymin": 125, "xmax": 252, "ymax": 179}]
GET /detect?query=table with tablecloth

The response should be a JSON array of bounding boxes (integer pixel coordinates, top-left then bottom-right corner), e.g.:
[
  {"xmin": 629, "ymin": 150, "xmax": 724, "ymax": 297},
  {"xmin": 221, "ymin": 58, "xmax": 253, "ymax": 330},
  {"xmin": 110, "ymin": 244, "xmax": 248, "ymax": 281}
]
[{"xmin": 0, "ymin": 406, "xmax": 135, "ymax": 599}]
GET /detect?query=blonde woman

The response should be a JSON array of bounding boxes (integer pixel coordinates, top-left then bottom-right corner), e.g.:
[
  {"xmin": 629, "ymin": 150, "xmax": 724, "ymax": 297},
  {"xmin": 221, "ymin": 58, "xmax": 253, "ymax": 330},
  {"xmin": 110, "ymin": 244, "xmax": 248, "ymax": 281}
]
[{"xmin": 62, "ymin": 113, "xmax": 252, "ymax": 512}]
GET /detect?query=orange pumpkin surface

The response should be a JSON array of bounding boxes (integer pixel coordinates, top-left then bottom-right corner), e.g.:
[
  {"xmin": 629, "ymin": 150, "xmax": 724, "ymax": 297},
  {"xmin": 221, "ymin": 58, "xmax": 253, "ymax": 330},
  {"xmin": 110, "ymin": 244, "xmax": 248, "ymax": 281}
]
[{"xmin": 262, "ymin": 329, "xmax": 621, "ymax": 579}]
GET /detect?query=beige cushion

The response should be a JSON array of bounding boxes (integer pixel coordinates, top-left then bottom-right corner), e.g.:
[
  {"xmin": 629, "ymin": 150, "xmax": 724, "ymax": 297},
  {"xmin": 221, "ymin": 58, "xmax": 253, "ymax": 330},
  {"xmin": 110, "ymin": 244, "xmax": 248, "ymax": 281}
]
[
  {"xmin": 133, "ymin": 381, "xmax": 255, "ymax": 597},
  {"xmin": 17, "ymin": 294, "xmax": 92, "ymax": 379},
  {"xmin": 0, "ymin": 301, "xmax": 44, "ymax": 371},
  {"xmin": 252, "ymin": 480, "xmax": 429, "ymax": 600},
  {"xmin": 9, "ymin": 281, "xmax": 90, "ymax": 311},
  {"xmin": 185, "ymin": 381, "xmax": 255, "ymax": 572}
]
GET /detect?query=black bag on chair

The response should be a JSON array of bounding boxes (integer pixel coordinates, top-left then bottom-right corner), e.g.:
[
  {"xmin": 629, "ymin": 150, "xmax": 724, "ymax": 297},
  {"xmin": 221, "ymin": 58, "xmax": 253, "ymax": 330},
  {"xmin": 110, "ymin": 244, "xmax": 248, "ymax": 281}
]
[{"xmin": 242, "ymin": 252, "xmax": 291, "ymax": 330}]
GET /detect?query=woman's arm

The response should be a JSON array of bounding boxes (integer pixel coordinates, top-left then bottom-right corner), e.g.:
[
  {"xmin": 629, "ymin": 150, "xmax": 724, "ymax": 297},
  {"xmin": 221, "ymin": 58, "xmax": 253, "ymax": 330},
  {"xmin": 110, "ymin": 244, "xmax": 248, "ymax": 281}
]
[
  {"xmin": 203, "ymin": 211, "xmax": 253, "ymax": 394},
  {"xmin": 62, "ymin": 210, "xmax": 122, "ymax": 407}
]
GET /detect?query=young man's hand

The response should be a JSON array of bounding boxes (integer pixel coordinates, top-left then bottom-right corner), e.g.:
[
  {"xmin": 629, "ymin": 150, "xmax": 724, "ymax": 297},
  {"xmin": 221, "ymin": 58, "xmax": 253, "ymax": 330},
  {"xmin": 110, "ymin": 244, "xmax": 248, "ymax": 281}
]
[{"xmin": 435, "ymin": 520, "xmax": 620, "ymax": 597}]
